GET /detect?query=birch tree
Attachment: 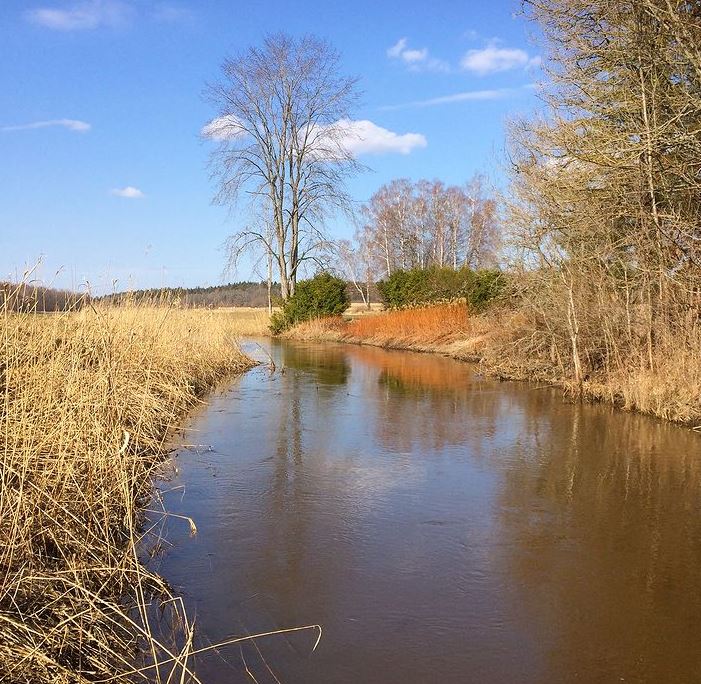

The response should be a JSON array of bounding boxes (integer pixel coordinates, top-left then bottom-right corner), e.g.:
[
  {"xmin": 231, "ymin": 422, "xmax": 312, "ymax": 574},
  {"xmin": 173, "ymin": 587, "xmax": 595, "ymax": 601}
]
[{"xmin": 361, "ymin": 175, "xmax": 500, "ymax": 273}]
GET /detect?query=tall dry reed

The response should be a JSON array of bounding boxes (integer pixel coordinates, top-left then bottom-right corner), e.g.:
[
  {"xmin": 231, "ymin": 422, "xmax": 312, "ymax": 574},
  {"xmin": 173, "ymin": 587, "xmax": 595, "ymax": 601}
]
[
  {"xmin": 285, "ymin": 304, "xmax": 493, "ymax": 359},
  {"xmin": 0, "ymin": 298, "xmax": 253, "ymax": 682}
]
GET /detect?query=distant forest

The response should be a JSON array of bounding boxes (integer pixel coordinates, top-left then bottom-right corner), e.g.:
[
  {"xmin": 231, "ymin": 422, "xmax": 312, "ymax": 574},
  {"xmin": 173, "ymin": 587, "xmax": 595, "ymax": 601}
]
[
  {"xmin": 3, "ymin": 279, "xmax": 378, "ymax": 312},
  {"xmin": 100, "ymin": 280, "xmax": 379, "ymax": 307},
  {"xmin": 99, "ymin": 282, "xmax": 280, "ymax": 308},
  {"xmin": 1, "ymin": 282, "xmax": 87, "ymax": 312}
]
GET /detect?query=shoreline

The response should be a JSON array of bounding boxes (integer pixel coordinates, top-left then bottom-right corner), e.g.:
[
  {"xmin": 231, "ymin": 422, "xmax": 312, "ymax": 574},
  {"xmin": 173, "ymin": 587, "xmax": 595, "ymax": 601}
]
[
  {"xmin": 1, "ymin": 306, "xmax": 257, "ymax": 683},
  {"xmin": 282, "ymin": 310, "xmax": 701, "ymax": 428}
]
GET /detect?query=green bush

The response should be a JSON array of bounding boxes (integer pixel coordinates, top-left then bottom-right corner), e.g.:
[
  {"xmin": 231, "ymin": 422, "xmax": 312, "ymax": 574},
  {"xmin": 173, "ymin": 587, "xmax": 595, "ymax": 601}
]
[
  {"xmin": 270, "ymin": 272, "xmax": 350, "ymax": 334},
  {"xmin": 377, "ymin": 266, "xmax": 506, "ymax": 311},
  {"xmin": 466, "ymin": 269, "xmax": 506, "ymax": 311}
]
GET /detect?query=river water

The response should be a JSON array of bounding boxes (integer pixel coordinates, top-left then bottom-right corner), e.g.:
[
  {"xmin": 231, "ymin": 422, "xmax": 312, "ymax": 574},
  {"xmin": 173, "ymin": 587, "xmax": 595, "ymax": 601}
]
[{"xmin": 155, "ymin": 339, "xmax": 701, "ymax": 683}]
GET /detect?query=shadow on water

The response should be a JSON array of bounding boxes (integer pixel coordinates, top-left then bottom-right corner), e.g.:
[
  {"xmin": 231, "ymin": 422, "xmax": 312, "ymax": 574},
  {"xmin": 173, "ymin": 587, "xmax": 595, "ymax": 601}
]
[{"xmin": 153, "ymin": 339, "xmax": 701, "ymax": 683}]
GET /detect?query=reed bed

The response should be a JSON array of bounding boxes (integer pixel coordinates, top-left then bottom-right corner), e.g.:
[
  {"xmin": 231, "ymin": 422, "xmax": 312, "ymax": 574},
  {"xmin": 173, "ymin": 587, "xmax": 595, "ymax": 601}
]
[
  {"xmin": 285, "ymin": 303, "xmax": 493, "ymax": 359},
  {"xmin": 349, "ymin": 304, "xmax": 475, "ymax": 344},
  {"xmin": 0, "ymin": 300, "xmax": 254, "ymax": 682}
]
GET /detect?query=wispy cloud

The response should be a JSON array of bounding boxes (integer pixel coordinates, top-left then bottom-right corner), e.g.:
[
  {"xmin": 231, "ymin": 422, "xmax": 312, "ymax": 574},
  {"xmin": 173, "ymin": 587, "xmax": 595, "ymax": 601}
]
[
  {"xmin": 380, "ymin": 87, "xmax": 521, "ymax": 111},
  {"xmin": 26, "ymin": 0, "xmax": 132, "ymax": 31},
  {"xmin": 200, "ymin": 115, "xmax": 247, "ymax": 142},
  {"xmin": 152, "ymin": 3, "xmax": 193, "ymax": 23},
  {"xmin": 1, "ymin": 119, "xmax": 91, "ymax": 133},
  {"xmin": 202, "ymin": 116, "xmax": 426, "ymax": 156},
  {"xmin": 460, "ymin": 42, "xmax": 541, "ymax": 76},
  {"xmin": 111, "ymin": 186, "xmax": 144, "ymax": 198},
  {"xmin": 387, "ymin": 37, "xmax": 449, "ymax": 73}
]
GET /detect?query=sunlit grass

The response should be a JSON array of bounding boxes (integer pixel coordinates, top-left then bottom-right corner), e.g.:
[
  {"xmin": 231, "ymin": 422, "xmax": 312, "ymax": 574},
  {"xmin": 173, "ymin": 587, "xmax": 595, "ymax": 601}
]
[
  {"xmin": 286, "ymin": 303, "xmax": 491, "ymax": 356},
  {"xmin": 0, "ymin": 298, "xmax": 253, "ymax": 682}
]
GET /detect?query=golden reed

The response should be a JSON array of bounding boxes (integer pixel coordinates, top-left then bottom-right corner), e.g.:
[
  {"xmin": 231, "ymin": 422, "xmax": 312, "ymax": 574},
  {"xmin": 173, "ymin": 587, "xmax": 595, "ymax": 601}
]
[{"xmin": 1, "ymin": 296, "xmax": 255, "ymax": 682}]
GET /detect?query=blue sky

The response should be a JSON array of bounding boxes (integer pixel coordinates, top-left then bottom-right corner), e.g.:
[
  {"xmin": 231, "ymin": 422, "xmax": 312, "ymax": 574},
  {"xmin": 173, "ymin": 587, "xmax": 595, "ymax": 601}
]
[{"xmin": 1, "ymin": 0, "xmax": 541, "ymax": 294}]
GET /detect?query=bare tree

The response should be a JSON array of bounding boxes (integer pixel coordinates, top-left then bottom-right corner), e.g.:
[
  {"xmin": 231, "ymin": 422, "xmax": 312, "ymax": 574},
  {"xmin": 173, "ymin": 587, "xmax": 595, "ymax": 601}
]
[
  {"xmin": 206, "ymin": 34, "xmax": 362, "ymax": 299},
  {"xmin": 499, "ymin": 0, "xmax": 701, "ymax": 392},
  {"xmin": 464, "ymin": 176, "xmax": 500, "ymax": 269},
  {"xmin": 333, "ymin": 225, "xmax": 381, "ymax": 309},
  {"xmin": 360, "ymin": 175, "xmax": 501, "ymax": 274}
]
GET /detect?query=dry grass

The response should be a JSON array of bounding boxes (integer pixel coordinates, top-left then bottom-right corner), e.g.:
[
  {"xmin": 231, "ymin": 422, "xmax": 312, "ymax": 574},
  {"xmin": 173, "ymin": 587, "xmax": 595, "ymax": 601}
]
[
  {"xmin": 208, "ymin": 307, "xmax": 271, "ymax": 335},
  {"xmin": 342, "ymin": 302, "xmax": 384, "ymax": 319},
  {"xmin": 349, "ymin": 304, "xmax": 474, "ymax": 343},
  {"xmin": 479, "ymin": 311, "xmax": 701, "ymax": 425},
  {"xmin": 286, "ymin": 304, "xmax": 494, "ymax": 359},
  {"xmin": 0, "ymin": 300, "xmax": 254, "ymax": 683}
]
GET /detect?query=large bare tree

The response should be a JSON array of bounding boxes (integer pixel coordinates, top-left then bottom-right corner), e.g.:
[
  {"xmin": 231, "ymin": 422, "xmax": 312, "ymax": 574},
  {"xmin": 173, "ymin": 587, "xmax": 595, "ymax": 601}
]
[{"xmin": 205, "ymin": 34, "xmax": 361, "ymax": 299}]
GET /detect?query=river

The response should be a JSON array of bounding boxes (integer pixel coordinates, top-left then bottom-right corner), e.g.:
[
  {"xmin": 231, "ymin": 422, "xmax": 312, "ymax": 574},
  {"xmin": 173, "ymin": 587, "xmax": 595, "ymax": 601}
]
[{"xmin": 154, "ymin": 338, "xmax": 701, "ymax": 683}]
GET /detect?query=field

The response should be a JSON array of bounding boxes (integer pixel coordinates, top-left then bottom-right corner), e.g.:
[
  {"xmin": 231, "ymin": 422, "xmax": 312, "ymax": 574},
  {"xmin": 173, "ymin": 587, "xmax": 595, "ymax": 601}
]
[
  {"xmin": 0, "ymin": 303, "xmax": 256, "ymax": 682},
  {"xmin": 207, "ymin": 306, "xmax": 271, "ymax": 335},
  {"xmin": 342, "ymin": 302, "xmax": 385, "ymax": 319}
]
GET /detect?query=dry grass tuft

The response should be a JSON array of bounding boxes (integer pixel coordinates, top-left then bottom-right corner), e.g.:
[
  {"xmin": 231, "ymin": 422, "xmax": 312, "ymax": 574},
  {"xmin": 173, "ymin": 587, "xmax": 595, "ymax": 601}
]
[
  {"xmin": 1, "ymin": 298, "xmax": 253, "ymax": 682},
  {"xmin": 285, "ymin": 304, "xmax": 494, "ymax": 359}
]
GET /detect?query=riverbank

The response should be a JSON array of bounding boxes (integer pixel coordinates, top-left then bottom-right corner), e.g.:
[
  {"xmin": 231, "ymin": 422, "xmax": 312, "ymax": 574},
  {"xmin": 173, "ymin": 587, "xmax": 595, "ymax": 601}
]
[
  {"xmin": 0, "ymin": 304, "xmax": 254, "ymax": 682},
  {"xmin": 284, "ymin": 304, "xmax": 701, "ymax": 427},
  {"xmin": 284, "ymin": 304, "xmax": 490, "ymax": 360}
]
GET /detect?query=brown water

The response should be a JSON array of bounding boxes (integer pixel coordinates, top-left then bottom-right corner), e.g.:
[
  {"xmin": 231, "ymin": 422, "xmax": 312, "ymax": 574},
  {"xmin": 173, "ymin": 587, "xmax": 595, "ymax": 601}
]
[{"xmin": 155, "ymin": 339, "xmax": 701, "ymax": 683}]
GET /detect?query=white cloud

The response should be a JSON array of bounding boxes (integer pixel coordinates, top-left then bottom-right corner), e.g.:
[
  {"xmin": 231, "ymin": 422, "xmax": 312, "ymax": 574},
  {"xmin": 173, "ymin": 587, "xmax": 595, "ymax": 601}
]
[
  {"xmin": 334, "ymin": 119, "xmax": 426, "ymax": 156},
  {"xmin": 386, "ymin": 37, "xmax": 449, "ymax": 73},
  {"xmin": 1, "ymin": 119, "xmax": 91, "ymax": 133},
  {"xmin": 460, "ymin": 42, "xmax": 540, "ymax": 76},
  {"xmin": 200, "ymin": 115, "xmax": 247, "ymax": 141},
  {"xmin": 202, "ymin": 116, "xmax": 426, "ymax": 156},
  {"xmin": 381, "ymin": 87, "xmax": 518, "ymax": 111},
  {"xmin": 387, "ymin": 38, "xmax": 408, "ymax": 59},
  {"xmin": 401, "ymin": 48, "xmax": 428, "ymax": 64},
  {"xmin": 111, "ymin": 186, "xmax": 144, "ymax": 199},
  {"xmin": 26, "ymin": 0, "xmax": 132, "ymax": 31},
  {"xmin": 527, "ymin": 55, "xmax": 543, "ymax": 70}
]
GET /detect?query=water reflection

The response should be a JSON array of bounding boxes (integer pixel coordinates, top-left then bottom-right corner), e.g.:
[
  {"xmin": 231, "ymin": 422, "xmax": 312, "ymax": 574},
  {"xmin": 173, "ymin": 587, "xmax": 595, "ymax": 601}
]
[
  {"xmin": 280, "ymin": 342, "xmax": 350, "ymax": 386},
  {"xmin": 496, "ymin": 404, "xmax": 701, "ymax": 682},
  {"xmin": 156, "ymin": 340, "xmax": 701, "ymax": 683}
]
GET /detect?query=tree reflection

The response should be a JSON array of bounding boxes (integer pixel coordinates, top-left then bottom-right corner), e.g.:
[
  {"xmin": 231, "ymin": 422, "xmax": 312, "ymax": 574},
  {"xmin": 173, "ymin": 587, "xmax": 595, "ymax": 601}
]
[
  {"xmin": 494, "ymin": 402, "xmax": 701, "ymax": 682},
  {"xmin": 280, "ymin": 343, "xmax": 349, "ymax": 386}
]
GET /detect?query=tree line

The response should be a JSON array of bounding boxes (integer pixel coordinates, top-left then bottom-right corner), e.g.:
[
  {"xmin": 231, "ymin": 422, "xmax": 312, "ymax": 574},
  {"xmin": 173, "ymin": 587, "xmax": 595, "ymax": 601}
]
[
  {"xmin": 335, "ymin": 176, "xmax": 500, "ymax": 308},
  {"xmin": 1, "ymin": 282, "xmax": 87, "ymax": 312},
  {"xmin": 98, "ymin": 282, "xmax": 280, "ymax": 308}
]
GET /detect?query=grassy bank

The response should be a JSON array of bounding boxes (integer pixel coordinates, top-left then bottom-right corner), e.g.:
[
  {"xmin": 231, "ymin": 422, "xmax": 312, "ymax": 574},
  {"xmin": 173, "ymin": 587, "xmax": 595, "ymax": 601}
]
[
  {"xmin": 284, "ymin": 304, "xmax": 495, "ymax": 360},
  {"xmin": 1, "ymin": 303, "xmax": 255, "ymax": 682},
  {"xmin": 284, "ymin": 304, "xmax": 701, "ymax": 427}
]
